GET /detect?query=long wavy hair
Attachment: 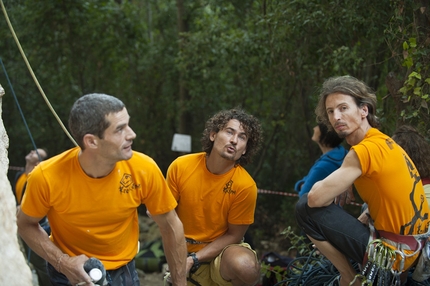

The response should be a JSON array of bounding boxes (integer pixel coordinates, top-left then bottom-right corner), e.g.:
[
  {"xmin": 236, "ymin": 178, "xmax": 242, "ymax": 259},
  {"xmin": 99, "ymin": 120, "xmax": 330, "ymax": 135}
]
[{"xmin": 315, "ymin": 75, "xmax": 380, "ymax": 131}]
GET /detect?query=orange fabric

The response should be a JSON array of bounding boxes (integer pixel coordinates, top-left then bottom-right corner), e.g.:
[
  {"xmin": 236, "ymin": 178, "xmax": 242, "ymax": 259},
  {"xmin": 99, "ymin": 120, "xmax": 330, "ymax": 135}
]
[
  {"xmin": 15, "ymin": 172, "xmax": 27, "ymax": 204},
  {"xmin": 21, "ymin": 147, "xmax": 177, "ymax": 270},
  {"xmin": 166, "ymin": 153, "xmax": 257, "ymax": 253},
  {"xmin": 352, "ymin": 128, "xmax": 430, "ymax": 270}
]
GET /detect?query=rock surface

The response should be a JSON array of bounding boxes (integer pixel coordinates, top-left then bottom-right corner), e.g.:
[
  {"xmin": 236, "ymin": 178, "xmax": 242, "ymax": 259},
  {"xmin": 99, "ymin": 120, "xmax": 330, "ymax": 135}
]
[{"xmin": 0, "ymin": 84, "xmax": 34, "ymax": 285}]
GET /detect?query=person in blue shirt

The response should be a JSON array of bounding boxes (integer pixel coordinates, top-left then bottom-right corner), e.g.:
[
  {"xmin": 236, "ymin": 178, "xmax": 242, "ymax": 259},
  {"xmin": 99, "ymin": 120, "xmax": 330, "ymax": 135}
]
[{"xmin": 295, "ymin": 123, "xmax": 348, "ymax": 197}]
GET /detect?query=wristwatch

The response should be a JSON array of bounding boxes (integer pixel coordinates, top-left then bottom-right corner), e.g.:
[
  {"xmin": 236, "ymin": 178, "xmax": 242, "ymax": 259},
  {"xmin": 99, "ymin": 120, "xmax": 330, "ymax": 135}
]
[{"xmin": 189, "ymin": 252, "xmax": 200, "ymax": 272}]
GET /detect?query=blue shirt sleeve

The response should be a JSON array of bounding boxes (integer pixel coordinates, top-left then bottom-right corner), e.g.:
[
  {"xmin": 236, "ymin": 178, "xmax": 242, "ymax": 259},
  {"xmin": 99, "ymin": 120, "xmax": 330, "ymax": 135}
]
[
  {"xmin": 297, "ymin": 162, "xmax": 333, "ymax": 197},
  {"xmin": 296, "ymin": 146, "xmax": 347, "ymax": 197},
  {"xmin": 294, "ymin": 177, "xmax": 306, "ymax": 193}
]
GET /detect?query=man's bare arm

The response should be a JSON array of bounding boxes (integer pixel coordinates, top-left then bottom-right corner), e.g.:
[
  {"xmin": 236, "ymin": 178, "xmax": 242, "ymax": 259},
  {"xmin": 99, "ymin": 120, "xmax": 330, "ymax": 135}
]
[
  {"xmin": 308, "ymin": 150, "xmax": 362, "ymax": 208},
  {"xmin": 195, "ymin": 223, "xmax": 248, "ymax": 262},
  {"xmin": 152, "ymin": 210, "xmax": 187, "ymax": 286},
  {"xmin": 16, "ymin": 209, "xmax": 91, "ymax": 285}
]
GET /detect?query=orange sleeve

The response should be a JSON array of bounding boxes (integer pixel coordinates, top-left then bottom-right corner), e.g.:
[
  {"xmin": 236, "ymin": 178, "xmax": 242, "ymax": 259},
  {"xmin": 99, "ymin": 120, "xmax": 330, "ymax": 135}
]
[{"xmin": 14, "ymin": 173, "xmax": 27, "ymax": 204}]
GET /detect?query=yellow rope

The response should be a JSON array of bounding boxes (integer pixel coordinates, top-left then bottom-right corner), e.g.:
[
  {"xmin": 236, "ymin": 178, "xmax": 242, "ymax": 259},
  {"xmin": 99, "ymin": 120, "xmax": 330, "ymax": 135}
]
[{"xmin": 0, "ymin": 0, "xmax": 78, "ymax": 147}]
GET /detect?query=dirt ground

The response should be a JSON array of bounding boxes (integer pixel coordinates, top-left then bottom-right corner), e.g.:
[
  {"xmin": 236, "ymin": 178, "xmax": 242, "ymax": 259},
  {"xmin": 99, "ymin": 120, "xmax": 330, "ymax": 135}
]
[{"xmin": 138, "ymin": 270, "xmax": 165, "ymax": 286}]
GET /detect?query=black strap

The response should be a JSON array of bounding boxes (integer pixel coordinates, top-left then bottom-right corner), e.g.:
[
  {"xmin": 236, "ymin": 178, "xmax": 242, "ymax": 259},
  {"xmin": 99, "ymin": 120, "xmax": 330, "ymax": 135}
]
[{"xmin": 187, "ymin": 272, "xmax": 202, "ymax": 286}]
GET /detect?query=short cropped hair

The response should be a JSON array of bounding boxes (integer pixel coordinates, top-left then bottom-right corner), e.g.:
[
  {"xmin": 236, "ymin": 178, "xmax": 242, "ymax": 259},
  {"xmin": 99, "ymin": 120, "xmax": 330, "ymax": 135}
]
[
  {"xmin": 201, "ymin": 108, "xmax": 263, "ymax": 166},
  {"xmin": 68, "ymin": 93, "xmax": 125, "ymax": 149},
  {"xmin": 315, "ymin": 75, "xmax": 380, "ymax": 131}
]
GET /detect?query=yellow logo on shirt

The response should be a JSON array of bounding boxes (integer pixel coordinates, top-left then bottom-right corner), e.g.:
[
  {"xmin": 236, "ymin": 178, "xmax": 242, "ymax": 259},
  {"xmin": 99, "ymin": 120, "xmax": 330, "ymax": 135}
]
[
  {"xmin": 223, "ymin": 180, "xmax": 236, "ymax": 195},
  {"xmin": 119, "ymin": 173, "xmax": 140, "ymax": 194}
]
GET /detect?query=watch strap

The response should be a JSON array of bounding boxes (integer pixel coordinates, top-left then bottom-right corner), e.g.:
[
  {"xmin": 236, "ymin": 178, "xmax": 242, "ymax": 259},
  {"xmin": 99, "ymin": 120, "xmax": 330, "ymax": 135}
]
[{"xmin": 189, "ymin": 252, "xmax": 200, "ymax": 272}]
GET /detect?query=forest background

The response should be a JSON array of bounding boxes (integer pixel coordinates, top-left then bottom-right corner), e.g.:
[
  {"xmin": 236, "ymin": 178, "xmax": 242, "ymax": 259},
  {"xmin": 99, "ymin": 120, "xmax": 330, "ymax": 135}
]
[{"xmin": 1, "ymin": 0, "xmax": 429, "ymax": 254}]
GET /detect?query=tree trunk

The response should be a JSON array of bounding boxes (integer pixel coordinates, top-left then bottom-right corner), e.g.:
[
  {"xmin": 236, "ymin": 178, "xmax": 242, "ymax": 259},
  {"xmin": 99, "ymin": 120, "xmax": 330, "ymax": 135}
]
[{"xmin": 176, "ymin": 0, "xmax": 192, "ymax": 136}]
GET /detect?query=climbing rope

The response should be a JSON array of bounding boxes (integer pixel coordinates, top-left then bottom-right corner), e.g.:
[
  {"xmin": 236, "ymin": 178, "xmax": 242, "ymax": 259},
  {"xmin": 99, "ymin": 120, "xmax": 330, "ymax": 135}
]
[
  {"xmin": 269, "ymin": 251, "xmax": 347, "ymax": 286},
  {"xmin": 0, "ymin": 58, "xmax": 42, "ymax": 159},
  {"xmin": 0, "ymin": 0, "xmax": 77, "ymax": 147},
  {"xmin": 266, "ymin": 251, "xmax": 430, "ymax": 286}
]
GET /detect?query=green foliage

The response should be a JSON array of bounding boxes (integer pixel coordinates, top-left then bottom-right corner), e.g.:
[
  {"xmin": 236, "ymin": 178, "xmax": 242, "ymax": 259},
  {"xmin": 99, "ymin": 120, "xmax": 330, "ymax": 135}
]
[
  {"xmin": 1, "ymin": 0, "xmax": 182, "ymax": 172},
  {"xmin": 280, "ymin": 226, "xmax": 312, "ymax": 257},
  {"xmin": 399, "ymin": 41, "xmax": 430, "ymax": 122},
  {"xmin": 383, "ymin": 0, "xmax": 430, "ymax": 132},
  {"xmin": 1, "ymin": 0, "xmax": 429, "ymax": 248},
  {"xmin": 261, "ymin": 263, "xmax": 288, "ymax": 284}
]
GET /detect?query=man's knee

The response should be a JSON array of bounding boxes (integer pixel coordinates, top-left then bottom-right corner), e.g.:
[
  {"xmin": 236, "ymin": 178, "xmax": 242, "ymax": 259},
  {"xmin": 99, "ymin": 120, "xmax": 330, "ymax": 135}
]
[
  {"xmin": 221, "ymin": 247, "xmax": 260, "ymax": 285},
  {"xmin": 295, "ymin": 194, "xmax": 310, "ymax": 225},
  {"xmin": 295, "ymin": 194, "xmax": 309, "ymax": 212}
]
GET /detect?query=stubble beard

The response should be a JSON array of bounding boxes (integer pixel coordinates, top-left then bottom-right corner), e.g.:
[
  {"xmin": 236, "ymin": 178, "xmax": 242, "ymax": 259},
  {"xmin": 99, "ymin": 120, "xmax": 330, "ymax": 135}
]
[
  {"xmin": 220, "ymin": 151, "xmax": 237, "ymax": 162},
  {"xmin": 337, "ymin": 131, "xmax": 348, "ymax": 139}
]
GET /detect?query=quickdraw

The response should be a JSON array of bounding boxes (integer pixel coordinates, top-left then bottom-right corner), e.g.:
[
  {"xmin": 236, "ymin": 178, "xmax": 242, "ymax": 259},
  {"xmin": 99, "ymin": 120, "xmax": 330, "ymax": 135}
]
[{"xmin": 351, "ymin": 239, "xmax": 404, "ymax": 286}]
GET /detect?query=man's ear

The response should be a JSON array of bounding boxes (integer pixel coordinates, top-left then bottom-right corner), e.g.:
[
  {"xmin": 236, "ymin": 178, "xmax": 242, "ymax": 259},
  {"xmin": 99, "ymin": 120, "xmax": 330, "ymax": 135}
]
[
  {"xmin": 209, "ymin": 131, "xmax": 217, "ymax": 142},
  {"xmin": 83, "ymin": 134, "xmax": 99, "ymax": 149},
  {"xmin": 360, "ymin": 104, "xmax": 369, "ymax": 118}
]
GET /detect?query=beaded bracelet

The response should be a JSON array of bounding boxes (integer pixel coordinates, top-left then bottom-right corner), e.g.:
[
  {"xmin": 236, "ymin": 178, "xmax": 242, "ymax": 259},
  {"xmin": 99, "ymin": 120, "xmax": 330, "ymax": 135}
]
[{"xmin": 56, "ymin": 253, "xmax": 69, "ymax": 273}]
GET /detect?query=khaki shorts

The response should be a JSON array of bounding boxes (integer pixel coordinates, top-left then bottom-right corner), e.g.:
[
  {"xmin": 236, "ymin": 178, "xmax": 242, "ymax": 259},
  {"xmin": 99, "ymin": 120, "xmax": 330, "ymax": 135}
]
[{"xmin": 187, "ymin": 242, "xmax": 257, "ymax": 286}]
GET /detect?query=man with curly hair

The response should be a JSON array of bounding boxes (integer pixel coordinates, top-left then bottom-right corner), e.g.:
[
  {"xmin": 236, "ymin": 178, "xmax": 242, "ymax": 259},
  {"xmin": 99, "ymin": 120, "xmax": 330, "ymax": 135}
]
[{"xmin": 166, "ymin": 108, "xmax": 264, "ymax": 286}]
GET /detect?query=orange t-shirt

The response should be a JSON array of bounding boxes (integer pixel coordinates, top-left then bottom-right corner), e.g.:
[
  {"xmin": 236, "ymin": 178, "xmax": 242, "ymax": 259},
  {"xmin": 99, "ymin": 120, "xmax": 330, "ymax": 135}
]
[
  {"xmin": 15, "ymin": 172, "xmax": 27, "ymax": 204},
  {"xmin": 21, "ymin": 147, "xmax": 177, "ymax": 270},
  {"xmin": 352, "ymin": 128, "xmax": 430, "ymax": 270},
  {"xmin": 166, "ymin": 152, "xmax": 257, "ymax": 253}
]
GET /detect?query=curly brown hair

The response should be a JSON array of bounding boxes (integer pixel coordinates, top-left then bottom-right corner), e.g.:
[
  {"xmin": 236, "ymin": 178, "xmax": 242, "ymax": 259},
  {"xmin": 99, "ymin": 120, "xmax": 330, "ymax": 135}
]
[
  {"xmin": 392, "ymin": 125, "xmax": 430, "ymax": 178},
  {"xmin": 201, "ymin": 108, "xmax": 263, "ymax": 166}
]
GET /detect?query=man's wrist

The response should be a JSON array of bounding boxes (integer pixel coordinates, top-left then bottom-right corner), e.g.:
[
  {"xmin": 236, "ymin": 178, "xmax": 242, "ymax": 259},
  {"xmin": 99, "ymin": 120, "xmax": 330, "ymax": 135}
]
[
  {"xmin": 188, "ymin": 252, "xmax": 200, "ymax": 272},
  {"xmin": 55, "ymin": 253, "xmax": 69, "ymax": 273}
]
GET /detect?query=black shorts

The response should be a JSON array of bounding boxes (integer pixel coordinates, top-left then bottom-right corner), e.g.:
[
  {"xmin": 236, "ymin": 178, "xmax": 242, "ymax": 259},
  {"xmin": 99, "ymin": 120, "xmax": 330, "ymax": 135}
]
[{"xmin": 295, "ymin": 194, "xmax": 369, "ymax": 263}]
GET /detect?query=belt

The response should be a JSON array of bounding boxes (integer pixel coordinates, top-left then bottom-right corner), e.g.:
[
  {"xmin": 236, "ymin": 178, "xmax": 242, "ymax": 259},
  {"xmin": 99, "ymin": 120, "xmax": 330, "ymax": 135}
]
[{"xmin": 185, "ymin": 238, "xmax": 209, "ymax": 245}]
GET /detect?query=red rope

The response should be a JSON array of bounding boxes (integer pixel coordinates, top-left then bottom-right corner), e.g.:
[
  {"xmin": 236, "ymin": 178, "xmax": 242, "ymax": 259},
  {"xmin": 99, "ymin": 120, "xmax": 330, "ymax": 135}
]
[
  {"xmin": 257, "ymin": 188, "xmax": 363, "ymax": 207},
  {"xmin": 9, "ymin": 166, "xmax": 24, "ymax": 171},
  {"xmin": 258, "ymin": 189, "xmax": 299, "ymax": 197}
]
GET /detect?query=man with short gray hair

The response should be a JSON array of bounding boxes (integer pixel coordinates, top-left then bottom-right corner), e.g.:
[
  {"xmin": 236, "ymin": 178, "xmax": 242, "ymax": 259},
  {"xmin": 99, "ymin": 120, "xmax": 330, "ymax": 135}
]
[{"xmin": 17, "ymin": 93, "xmax": 187, "ymax": 286}]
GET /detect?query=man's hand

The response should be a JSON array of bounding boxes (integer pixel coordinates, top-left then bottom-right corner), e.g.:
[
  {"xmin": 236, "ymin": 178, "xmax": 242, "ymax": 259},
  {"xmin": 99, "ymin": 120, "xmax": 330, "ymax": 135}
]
[
  {"xmin": 60, "ymin": 254, "xmax": 94, "ymax": 286},
  {"xmin": 334, "ymin": 185, "xmax": 355, "ymax": 207},
  {"xmin": 358, "ymin": 207, "xmax": 370, "ymax": 226}
]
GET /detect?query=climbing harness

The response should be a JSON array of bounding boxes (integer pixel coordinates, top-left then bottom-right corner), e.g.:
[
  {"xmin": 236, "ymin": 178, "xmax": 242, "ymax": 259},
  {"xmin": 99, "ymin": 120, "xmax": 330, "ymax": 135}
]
[
  {"xmin": 413, "ymin": 240, "xmax": 430, "ymax": 282},
  {"xmin": 350, "ymin": 239, "xmax": 400, "ymax": 286},
  {"xmin": 350, "ymin": 224, "xmax": 430, "ymax": 286}
]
